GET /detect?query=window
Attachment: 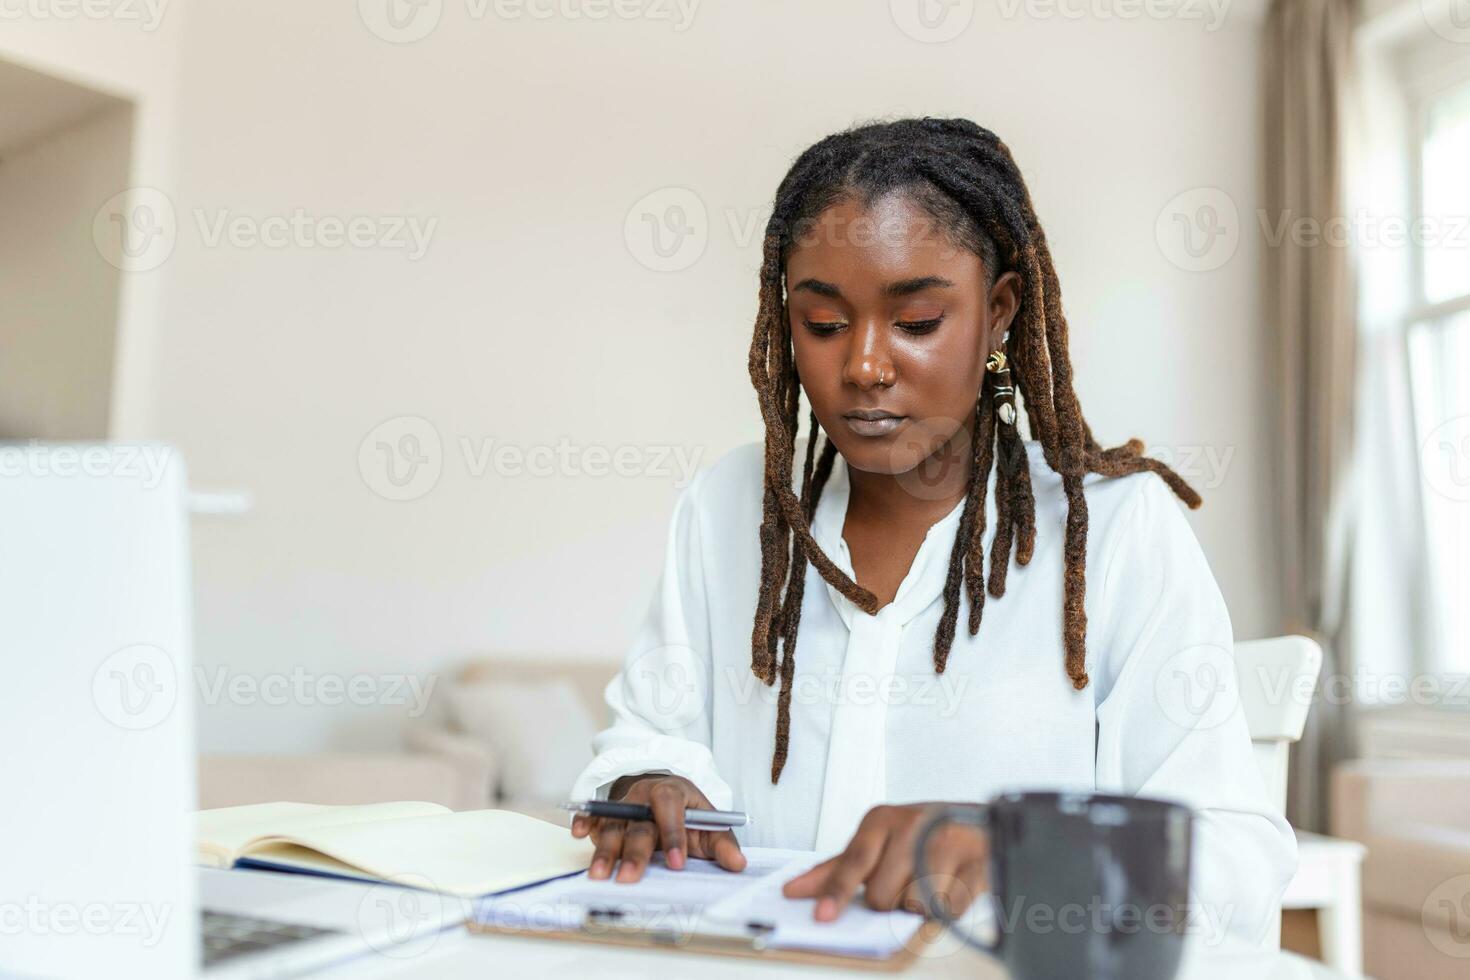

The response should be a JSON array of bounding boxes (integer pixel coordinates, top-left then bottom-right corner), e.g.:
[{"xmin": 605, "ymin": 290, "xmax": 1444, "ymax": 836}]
[{"xmin": 1407, "ymin": 72, "xmax": 1470, "ymax": 676}]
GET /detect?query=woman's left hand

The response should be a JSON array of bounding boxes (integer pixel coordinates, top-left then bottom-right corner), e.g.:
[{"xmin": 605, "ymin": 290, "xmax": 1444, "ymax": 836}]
[{"xmin": 781, "ymin": 804, "xmax": 988, "ymax": 921}]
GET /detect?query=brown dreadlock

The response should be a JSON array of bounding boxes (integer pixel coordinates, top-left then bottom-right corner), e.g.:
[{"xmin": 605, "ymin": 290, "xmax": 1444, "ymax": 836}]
[{"xmin": 748, "ymin": 118, "xmax": 1203, "ymax": 783}]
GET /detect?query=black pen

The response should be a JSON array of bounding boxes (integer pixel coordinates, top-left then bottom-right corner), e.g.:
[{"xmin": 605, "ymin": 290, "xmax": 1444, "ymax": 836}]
[{"xmin": 559, "ymin": 800, "xmax": 751, "ymax": 831}]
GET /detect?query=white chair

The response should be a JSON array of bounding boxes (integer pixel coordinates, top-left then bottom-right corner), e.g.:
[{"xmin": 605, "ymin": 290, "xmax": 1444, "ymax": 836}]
[{"xmin": 1235, "ymin": 635, "xmax": 1365, "ymax": 977}]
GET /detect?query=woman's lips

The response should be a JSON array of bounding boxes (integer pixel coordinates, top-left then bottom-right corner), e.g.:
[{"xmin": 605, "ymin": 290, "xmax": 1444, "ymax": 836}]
[{"xmin": 842, "ymin": 411, "xmax": 907, "ymax": 437}]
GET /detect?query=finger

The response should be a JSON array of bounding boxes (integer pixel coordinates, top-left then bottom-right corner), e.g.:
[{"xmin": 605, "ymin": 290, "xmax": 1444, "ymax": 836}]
[
  {"xmin": 616, "ymin": 822, "xmax": 657, "ymax": 882},
  {"xmin": 863, "ymin": 835, "xmax": 922, "ymax": 911},
  {"xmin": 588, "ymin": 819, "xmax": 625, "ymax": 880},
  {"xmin": 929, "ymin": 858, "xmax": 987, "ymax": 922},
  {"xmin": 781, "ymin": 855, "xmax": 840, "ymax": 897},
  {"xmin": 815, "ymin": 835, "xmax": 886, "ymax": 922},
  {"xmin": 885, "ymin": 833, "xmax": 962, "ymax": 914},
  {"xmin": 701, "ymin": 829, "xmax": 747, "ymax": 872},
  {"xmin": 570, "ymin": 815, "xmax": 590, "ymax": 838},
  {"xmin": 648, "ymin": 781, "xmax": 688, "ymax": 870}
]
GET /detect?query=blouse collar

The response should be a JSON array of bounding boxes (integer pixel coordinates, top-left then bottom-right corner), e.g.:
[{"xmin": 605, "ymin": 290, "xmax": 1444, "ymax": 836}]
[{"xmin": 806, "ymin": 449, "xmax": 990, "ymax": 628}]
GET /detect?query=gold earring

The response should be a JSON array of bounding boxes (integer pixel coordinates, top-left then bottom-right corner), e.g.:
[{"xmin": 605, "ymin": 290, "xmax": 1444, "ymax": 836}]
[{"xmin": 986, "ymin": 349, "xmax": 1017, "ymax": 425}]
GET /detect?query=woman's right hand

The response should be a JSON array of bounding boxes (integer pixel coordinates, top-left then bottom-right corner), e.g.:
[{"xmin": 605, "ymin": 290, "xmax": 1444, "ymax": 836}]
[{"xmin": 569, "ymin": 773, "xmax": 747, "ymax": 883}]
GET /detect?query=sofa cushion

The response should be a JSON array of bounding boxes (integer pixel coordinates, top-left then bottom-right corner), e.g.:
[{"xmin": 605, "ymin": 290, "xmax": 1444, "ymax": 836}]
[
  {"xmin": 198, "ymin": 753, "xmax": 466, "ymax": 810},
  {"xmin": 447, "ymin": 678, "xmax": 598, "ymax": 804},
  {"xmin": 1360, "ymin": 823, "xmax": 1470, "ymax": 926}
]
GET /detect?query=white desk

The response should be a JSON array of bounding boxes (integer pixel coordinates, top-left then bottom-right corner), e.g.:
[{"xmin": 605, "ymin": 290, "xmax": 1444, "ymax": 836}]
[{"xmin": 319, "ymin": 923, "xmax": 1351, "ymax": 979}]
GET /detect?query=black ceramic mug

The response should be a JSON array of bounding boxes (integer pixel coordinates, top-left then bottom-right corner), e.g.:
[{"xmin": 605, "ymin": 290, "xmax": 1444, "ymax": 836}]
[{"xmin": 913, "ymin": 791, "xmax": 1194, "ymax": 980}]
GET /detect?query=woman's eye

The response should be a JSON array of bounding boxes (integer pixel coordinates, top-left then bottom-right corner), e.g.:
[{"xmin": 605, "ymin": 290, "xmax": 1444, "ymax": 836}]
[
  {"xmin": 803, "ymin": 319, "xmax": 847, "ymax": 336},
  {"xmin": 897, "ymin": 316, "xmax": 944, "ymax": 335}
]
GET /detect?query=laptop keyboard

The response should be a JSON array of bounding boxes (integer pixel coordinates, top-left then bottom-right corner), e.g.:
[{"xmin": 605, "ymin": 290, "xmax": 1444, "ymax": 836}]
[{"xmin": 201, "ymin": 909, "xmax": 344, "ymax": 967}]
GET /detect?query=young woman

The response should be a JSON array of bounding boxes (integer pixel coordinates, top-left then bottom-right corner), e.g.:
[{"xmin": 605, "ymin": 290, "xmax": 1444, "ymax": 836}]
[{"xmin": 568, "ymin": 117, "xmax": 1296, "ymax": 943}]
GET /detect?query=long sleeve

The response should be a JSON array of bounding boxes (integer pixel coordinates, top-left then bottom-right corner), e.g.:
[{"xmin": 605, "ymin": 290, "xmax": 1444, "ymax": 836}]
[
  {"xmin": 569, "ymin": 472, "xmax": 734, "ymax": 809},
  {"xmin": 1092, "ymin": 475, "xmax": 1298, "ymax": 948}
]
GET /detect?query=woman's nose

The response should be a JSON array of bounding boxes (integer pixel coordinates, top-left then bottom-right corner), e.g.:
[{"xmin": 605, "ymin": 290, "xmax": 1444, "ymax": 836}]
[{"xmin": 842, "ymin": 322, "xmax": 894, "ymax": 390}]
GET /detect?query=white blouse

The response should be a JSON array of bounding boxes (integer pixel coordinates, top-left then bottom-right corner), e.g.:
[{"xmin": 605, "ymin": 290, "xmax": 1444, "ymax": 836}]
[{"xmin": 571, "ymin": 440, "xmax": 1297, "ymax": 946}]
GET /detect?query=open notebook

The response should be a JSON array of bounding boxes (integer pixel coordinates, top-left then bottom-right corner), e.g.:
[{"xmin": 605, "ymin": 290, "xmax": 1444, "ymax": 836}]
[{"xmin": 197, "ymin": 801, "xmax": 593, "ymax": 898}]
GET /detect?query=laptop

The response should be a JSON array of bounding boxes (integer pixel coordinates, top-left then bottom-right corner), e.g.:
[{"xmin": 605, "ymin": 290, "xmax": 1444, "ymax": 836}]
[{"xmin": 0, "ymin": 444, "xmax": 460, "ymax": 978}]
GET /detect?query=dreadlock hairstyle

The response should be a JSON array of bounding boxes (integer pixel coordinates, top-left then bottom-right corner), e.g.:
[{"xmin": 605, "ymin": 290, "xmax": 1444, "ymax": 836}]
[{"xmin": 748, "ymin": 118, "xmax": 1203, "ymax": 783}]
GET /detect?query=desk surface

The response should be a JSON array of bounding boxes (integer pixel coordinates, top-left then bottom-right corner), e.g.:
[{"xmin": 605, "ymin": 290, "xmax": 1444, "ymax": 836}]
[{"xmin": 320, "ymin": 924, "xmax": 1348, "ymax": 980}]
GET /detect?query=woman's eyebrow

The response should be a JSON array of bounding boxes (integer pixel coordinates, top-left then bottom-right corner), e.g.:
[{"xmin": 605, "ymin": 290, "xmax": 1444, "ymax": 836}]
[{"xmin": 789, "ymin": 275, "xmax": 956, "ymax": 299}]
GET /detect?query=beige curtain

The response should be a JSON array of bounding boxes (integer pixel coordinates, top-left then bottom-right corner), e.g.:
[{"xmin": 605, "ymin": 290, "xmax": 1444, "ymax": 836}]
[{"xmin": 1262, "ymin": 0, "xmax": 1359, "ymax": 833}]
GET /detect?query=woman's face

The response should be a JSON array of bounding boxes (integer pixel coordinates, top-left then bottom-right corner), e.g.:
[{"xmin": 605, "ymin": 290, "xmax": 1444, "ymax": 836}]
[{"xmin": 786, "ymin": 191, "xmax": 1020, "ymax": 480}]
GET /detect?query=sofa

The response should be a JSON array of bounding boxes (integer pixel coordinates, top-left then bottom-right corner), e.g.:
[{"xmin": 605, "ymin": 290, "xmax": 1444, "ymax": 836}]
[
  {"xmin": 1331, "ymin": 758, "xmax": 1470, "ymax": 979},
  {"xmin": 199, "ymin": 657, "xmax": 617, "ymax": 823}
]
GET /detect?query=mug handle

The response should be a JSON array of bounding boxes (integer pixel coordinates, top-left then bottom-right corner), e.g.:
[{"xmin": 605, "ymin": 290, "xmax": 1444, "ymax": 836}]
[{"xmin": 912, "ymin": 803, "xmax": 999, "ymax": 956}]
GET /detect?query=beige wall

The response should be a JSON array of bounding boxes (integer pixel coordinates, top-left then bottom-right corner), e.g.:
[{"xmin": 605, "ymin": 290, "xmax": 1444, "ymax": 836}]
[
  {"xmin": 0, "ymin": 105, "xmax": 132, "ymax": 438},
  {"xmin": 0, "ymin": 1, "xmax": 190, "ymax": 439},
  {"xmin": 141, "ymin": 1, "xmax": 1282, "ymax": 751}
]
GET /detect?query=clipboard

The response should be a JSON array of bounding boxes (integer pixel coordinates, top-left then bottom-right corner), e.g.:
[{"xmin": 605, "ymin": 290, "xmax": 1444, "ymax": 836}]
[
  {"xmin": 467, "ymin": 846, "xmax": 943, "ymax": 969},
  {"xmin": 467, "ymin": 914, "xmax": 945, "ymax": 971}
]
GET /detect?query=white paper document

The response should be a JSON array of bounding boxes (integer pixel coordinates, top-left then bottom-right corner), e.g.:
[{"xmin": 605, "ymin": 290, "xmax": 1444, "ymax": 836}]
[{"xmin": 474, "ymin": 846, "xmax": 926, "ymax": 959}]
